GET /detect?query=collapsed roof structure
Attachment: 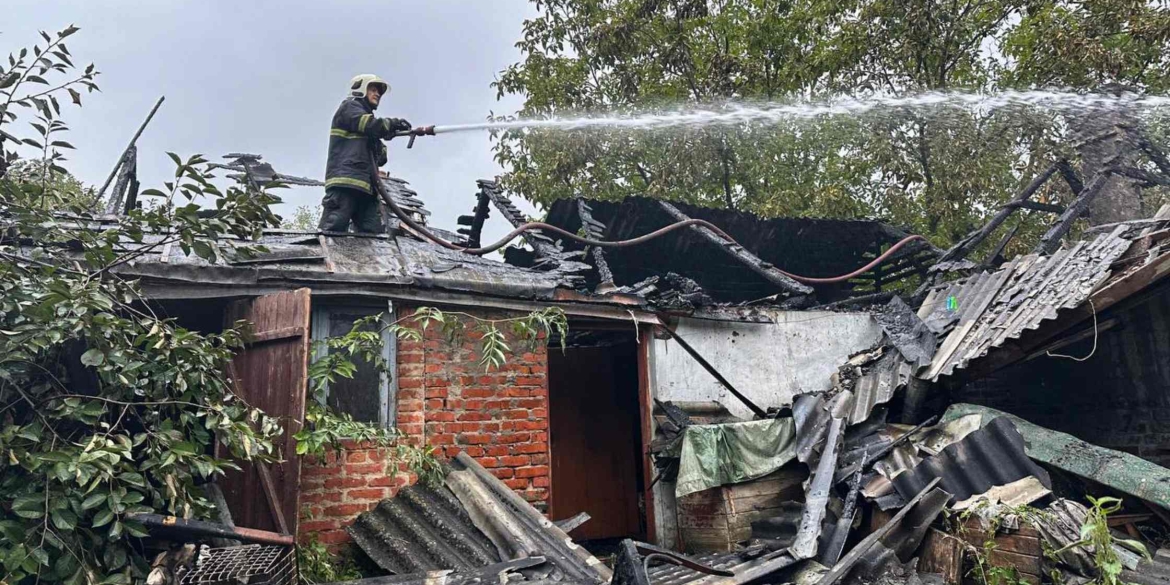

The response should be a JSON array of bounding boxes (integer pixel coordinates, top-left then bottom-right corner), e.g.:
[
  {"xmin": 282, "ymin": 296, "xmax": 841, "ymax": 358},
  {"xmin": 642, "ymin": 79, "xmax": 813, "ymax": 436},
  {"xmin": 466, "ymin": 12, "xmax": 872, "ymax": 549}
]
[{"xmin": 60, "ymin": 114, "xmax": 1170, "ymax": 585}]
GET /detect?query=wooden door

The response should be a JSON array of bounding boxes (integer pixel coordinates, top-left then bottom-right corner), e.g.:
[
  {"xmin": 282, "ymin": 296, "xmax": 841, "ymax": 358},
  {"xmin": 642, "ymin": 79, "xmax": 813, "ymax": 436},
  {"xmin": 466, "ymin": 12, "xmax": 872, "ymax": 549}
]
[
  {"xmin": 548, "ymin": 343, "xmax": 643, "ymax": 540},
  {"xmin": 220, "ymin": 288, "xmax": 311, "ymax": 535}
]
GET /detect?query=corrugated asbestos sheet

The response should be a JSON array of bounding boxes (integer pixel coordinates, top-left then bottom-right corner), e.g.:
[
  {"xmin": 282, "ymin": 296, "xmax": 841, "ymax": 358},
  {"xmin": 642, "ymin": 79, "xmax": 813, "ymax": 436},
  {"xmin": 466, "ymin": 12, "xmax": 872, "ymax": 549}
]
[
  {"xmin": 890, "ymin": 417, "xmax": 1051, "ymax": 503},
  {"xmin": 347, "ymin": 481, "xmax": 501, "ymax": 574},
  {"xmin": 918, "ymin": 225, "xmax": 1136, "ymax": 380},
  {"xmin": 845, "ymin": 351, "xmax": 914, "ymax": 425},
  {"xmin": 943, "ymin": 404, "xmax": 1170, "ymax": 510},
  {"xmin": 348, "ymin": 454, "xmax": 610, "ymax": 584}
]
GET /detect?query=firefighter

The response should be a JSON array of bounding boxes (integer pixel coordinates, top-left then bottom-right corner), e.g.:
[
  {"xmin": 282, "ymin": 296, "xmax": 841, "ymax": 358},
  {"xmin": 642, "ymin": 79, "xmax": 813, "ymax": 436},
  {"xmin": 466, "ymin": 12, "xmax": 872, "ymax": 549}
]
[{"xmin": 319, "ymin": 74, "xmax": 412, "ymax": 233}]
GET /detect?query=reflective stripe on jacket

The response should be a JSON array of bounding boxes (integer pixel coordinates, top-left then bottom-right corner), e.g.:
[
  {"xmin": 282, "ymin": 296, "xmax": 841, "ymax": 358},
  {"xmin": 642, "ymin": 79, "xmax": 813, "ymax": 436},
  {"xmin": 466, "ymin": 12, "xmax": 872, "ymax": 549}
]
[{"xmin": 324, "ymin": 97, "xmax": 406, "ymax": 194}]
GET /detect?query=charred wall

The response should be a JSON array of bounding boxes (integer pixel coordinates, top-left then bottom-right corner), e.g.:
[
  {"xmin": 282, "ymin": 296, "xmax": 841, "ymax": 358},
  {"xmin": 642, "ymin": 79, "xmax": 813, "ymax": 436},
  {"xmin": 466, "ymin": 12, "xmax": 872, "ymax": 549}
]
[{"xmin": 951, "ymin": 283, "xmax": 1170, "ymax": 467}]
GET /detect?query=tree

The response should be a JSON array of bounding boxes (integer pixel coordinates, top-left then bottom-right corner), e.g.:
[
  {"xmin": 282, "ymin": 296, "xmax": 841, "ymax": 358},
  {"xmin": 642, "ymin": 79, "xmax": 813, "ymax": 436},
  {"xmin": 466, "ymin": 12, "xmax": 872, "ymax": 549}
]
[
  {"xmin": 4, "ymin": 159, "xmax": 98, "ymax": 211},
  {"xmin": 0, "ymin": 27, "xmax": 286, "ymax": 583},
  {"xmin": 494, "ymin": 0, "xmax": 1170, "ymax": 255}
]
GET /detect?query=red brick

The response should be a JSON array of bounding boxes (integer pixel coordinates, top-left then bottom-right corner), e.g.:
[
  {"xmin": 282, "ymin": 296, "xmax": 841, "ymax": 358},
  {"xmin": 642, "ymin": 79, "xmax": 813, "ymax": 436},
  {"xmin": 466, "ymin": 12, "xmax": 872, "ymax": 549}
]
[
  {"xmin": 515, "ymin": 465, "xmax": 549, "ymax": 479},
  {"xmin": 533, "ymin": 476, "xmax": 550, "ymax": 488},
  {"xmin": 429, "ymin": 433, "xmax": 455, "ymax": 444},
  {"xmin": 458, "ymin": 433, "xmax": 492, "ymax": 445},
  {"xmin": 324, "ymin": 477, "xmax": 366, "ymax": 489},
  {"xmin": 425, "ymin": 363, "xmax": 445, "ymax": 373},
  {"xmin": 324, "ymin": 503, "xmax": 369, "ymax": 517},
  {"xmin": 399, "ymin": 377, "xmax": 423, "ymax": 389},
  {"xmin": 490, "ymin": 467, "xmax": 515, "ymax": 479},
  {"xmin": 497, "ymin": 432, "xmax": 531, "ymax": 444},
  {"xmin": 484, "ymin": 400, "xmax": 509, "ymax": 410},
  {"xmin": 517, "ymin": 398, "xmax": 545, "ymax": 409},
  {"xmin": 504, "ymin": 409, "xmax": 530, "ymax": 420},
  {"xmin": 500, "ymin": 455, "xmax": 530, "ymax": 467},
  {"xmin": 314, "ymin": 529, "xmax": 352, "ymax": 544},
  {"xmin": 345, "ymin": 451, "xmax": 368, "ymax": 464},
  {"xmin": 301, "ymin": 491, "xmax": 343, "ymax": 504},
  {"xmin": 485, "ymin": 445, "xmax": 508, "ymax": 457},
  {"xmin": 347, "ymin": 488, "xmax": 388, "ymax": 501},
  {"xmin": 515, "ymin": 376, "xmax": 544, "ymax": 387},
  {"xmin": 463, "ymin": 388, "xmax": 493, "ymax": 398},
  {"xmin": 430, "ymin": 411, "xmax": 455, "ymax": 422},
  {"xmin": 462, "ymin": 446, "xmax": 485, "ymax": 457},
  {"xmin": 514, "ymin": 442, "xmax": 548, "ymax": 454},
  {"xmin": 531, "ymin": 408, "xmax": 548, "ymax": 419},
  {"xmin": 425, "ymin": 399, "xmax": 444, "ymax": 410},
  {"xmin": 478, "ymin": 457, "xmax": 500, "ymax": 468},
  {"xmin": 346, "ymin": 463, "xmax": 382, "ymax": 475},
  {"xmin": 400, "ymin": 352, "xmax": 425, "ymax": 364},
  {"xmin": 299, "ymin": 519, "xmax": 341, "ymax": 533},
  {"xmin": 369, "ymin": 475, "xmax": 401, "ymax": 487},
  {"xmin": 301, "ymin": 464, "xmax": 341, "ymax": 478},
  {"xmin": 530, "ymin": 453, "xmax": 549, "ymax": 465},
  {"xmin": 504, "ymin": 478, "xmax": 529, "ymax": 490},
  {"xmin": 458, "ymin": 411, "xmax": 492, "ymax": 422}
]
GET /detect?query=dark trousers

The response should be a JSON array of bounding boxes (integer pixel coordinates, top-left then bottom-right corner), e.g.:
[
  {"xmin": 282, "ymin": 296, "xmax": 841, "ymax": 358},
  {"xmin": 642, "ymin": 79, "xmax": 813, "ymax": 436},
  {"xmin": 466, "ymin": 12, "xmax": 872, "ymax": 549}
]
[{"xmin": 317, "ymin": 186, "xmax": 384, "ymax": 233}]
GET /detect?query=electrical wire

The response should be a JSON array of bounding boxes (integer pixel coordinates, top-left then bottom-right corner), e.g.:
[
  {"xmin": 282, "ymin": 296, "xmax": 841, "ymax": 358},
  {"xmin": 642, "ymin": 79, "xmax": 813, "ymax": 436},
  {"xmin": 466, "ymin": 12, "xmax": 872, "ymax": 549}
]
[{"xmin": 375, "ymin": 181, "xmax": 927, "ymax": 286}]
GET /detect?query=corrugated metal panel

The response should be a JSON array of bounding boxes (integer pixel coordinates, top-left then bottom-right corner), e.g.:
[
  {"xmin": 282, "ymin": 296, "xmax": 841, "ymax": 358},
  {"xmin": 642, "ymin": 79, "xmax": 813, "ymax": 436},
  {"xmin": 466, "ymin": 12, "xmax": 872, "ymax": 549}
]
[
  {"xmin": 890, "ymin": 417, "xmax": 1051, "ymax": 503},
  {"xmin": 920, "ymin": 226, "xmax": 1137, "ymax": 380}
]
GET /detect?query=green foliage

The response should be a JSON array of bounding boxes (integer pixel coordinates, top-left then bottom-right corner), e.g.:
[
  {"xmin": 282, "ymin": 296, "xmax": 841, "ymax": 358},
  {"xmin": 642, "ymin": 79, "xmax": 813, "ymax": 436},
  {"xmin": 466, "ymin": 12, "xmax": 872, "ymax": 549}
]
[
  {"xmin": 296, "ymin": 537, "xmax": 362, "ymax": 584},
  {"xmin": 280, "ymin": 205, "xmax": 320, "ymax": 231},
  {"xmin": 1053, "ymin": 496, "xmax": 1152, "ymax": 585},
  {"xmin": 495, "ymin": 0, "xmax": 1170, "ymax": 255},
  {"xmin": 0, "ymin": 27, "xmax": 285, "ymax": 584}
]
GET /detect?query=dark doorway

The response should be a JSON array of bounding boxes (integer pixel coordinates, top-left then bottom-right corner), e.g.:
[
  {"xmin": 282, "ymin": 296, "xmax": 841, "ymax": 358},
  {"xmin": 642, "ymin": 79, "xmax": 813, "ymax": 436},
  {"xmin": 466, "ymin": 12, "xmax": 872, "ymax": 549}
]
[{"xmin": 548, "ymin": 333, "xmax": 644, "ymax": 541}]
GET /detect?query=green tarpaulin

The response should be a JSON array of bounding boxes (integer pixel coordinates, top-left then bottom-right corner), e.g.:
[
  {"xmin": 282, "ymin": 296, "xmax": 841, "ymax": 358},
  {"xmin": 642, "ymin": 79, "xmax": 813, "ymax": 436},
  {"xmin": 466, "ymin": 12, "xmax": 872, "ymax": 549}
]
[
  {"xmin": 675, "ymin": 418, "xmax": 797, "ymax": 498},
  {"xmin": 943, "ymin": 403, "xmax": 1170, "ymax": 511}
]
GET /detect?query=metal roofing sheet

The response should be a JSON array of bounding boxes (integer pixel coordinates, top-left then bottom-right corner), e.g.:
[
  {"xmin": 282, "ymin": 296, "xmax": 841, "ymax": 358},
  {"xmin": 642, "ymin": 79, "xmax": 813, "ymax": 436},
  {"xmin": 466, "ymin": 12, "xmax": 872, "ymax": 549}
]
[{"xmin": 919, "ymin": 225, "xmax": 1137, "ymax": 380}]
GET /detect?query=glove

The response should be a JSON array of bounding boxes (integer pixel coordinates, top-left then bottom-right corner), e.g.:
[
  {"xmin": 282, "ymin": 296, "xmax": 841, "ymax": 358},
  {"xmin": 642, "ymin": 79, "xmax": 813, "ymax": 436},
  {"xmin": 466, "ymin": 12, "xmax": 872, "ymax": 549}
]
[{"xmin": 391, "ymin": 118, "xmax": 412, "ymax": 133}]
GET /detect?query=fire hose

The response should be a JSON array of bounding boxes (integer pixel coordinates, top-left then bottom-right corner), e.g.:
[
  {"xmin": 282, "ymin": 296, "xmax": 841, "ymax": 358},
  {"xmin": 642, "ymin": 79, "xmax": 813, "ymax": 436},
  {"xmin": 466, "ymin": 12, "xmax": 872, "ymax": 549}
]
[{"xmin": 384, "ymin": 127, "xmax": 926, "ymax": 286}]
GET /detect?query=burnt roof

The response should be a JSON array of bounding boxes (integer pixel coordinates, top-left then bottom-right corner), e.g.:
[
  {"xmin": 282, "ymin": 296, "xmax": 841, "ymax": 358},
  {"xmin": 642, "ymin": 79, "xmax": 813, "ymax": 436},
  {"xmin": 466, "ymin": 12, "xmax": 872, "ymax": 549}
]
[{"xmin": 542, "ymin": 197, "xmax": 938, "ymax": 303}]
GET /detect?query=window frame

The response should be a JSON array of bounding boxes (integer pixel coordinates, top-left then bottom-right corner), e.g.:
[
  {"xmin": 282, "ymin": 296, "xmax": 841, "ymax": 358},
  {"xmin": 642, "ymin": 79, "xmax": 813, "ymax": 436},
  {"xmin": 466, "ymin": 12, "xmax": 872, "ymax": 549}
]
[{"xmin": 310, "ymin": 300, "xmax": 397, "ymax": 428}]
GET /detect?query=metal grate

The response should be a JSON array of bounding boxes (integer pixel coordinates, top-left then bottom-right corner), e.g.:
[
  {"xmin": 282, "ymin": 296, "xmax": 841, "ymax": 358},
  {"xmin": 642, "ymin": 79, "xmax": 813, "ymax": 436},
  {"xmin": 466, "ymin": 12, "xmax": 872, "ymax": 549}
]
[{"xmin": 177, "ymin": 544, "xmax": 297, "ymax": 585}]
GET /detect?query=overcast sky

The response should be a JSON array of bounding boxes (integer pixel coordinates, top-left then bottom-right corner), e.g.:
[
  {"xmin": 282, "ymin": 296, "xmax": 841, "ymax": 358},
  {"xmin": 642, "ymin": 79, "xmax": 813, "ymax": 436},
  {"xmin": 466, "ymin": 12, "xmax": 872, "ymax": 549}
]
[{"xmin": 6, "ymin": 0, "xmax": 541, "ymax": 240}]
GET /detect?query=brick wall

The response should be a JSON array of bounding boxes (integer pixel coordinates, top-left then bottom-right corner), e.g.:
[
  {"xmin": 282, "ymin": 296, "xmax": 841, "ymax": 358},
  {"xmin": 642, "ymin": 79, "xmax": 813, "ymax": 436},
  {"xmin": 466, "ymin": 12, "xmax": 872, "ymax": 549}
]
[
  {"xmin": 297, "ymin": 305, "xmax": 552, "ymax": 545},
  {"xmin": 951, "ymin": 285, "xmax": 1170, "ymax": 466}
]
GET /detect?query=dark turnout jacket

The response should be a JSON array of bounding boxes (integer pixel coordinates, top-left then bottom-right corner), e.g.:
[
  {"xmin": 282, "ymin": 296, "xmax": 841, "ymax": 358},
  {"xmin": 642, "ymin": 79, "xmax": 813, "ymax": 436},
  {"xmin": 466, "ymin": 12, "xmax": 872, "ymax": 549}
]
[{"xmin": 324, "ymin": 97, "xmax": 410, "ymax": 194}]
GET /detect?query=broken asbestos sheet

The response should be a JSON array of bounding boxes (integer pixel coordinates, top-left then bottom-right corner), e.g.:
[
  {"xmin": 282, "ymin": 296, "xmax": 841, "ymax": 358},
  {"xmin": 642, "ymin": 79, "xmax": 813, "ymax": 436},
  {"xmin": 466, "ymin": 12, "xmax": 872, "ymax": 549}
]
[
  {"xmin": 943, "ymin": 404, "xmax": 1170, "ymax": 511},
  {"xmin": 676, "ymin": 418, "xmax": 797, "ymax": 498}
]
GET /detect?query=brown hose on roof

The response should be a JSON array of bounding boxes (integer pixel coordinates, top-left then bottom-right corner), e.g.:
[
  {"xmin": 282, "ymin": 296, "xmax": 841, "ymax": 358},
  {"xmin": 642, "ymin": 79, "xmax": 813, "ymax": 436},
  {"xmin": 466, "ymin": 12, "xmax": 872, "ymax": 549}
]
[{"xmin": 374, "ymin": 180, "xmax": 927, "ymax": 286}]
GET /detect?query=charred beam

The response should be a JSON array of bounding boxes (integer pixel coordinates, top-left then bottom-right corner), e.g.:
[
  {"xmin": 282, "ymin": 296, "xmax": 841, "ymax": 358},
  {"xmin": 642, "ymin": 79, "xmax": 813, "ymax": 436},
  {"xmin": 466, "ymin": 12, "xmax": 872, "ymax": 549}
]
[
  {"xmin": 457, "ymin": 189, "xmax": 492, "ymax": 248},
  {"xmin": 656, "ymin": 201, "xmax": 812, "ymax": 295},
  {"xmin": 478, "ymin": 180, "xmax": 562, "ymax": 260},
  {"xmin": 1057, "ymin": 159, "xmax": 1084, "ymax": 195},
  {"xmin": 1035, "ymin": 172, "xmax": 1111, "ymax": 255},
  {"xmin": 980, "ymin": 223, "xmax": 1020, "ymax": 270},
  {"xmin": 1006, "ymin": 200, "xmax": 1065, "ymax": 214},
  {"xmin": 576, "ymin": 197, "xmax": 615, "ymax": 288},
  {"xmin": 661, "ymin": 327, "xmax": 767, "ymax": 419},
  {"xmin": 939, "ymin": 162, "xmax": 1059, "ymax": 264}
]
